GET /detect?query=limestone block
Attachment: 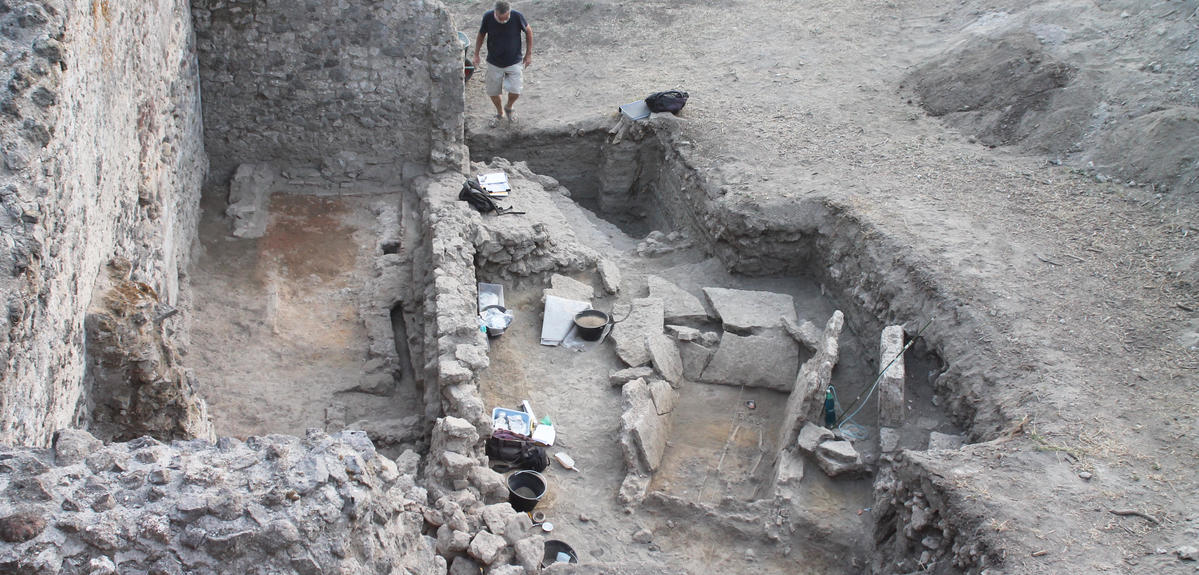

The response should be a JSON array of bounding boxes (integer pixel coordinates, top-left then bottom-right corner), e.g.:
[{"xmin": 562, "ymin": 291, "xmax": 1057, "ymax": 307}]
[
  {"xmin": 599, "ymin": 259, "xmax": 622, "ymax": 294},
  {"xmin": 450, "ymin": 556, "xmax": 482, "ymax": 575},
  {"xmin": 544, "ymin": 274, "xmax": 594, "ymax": 303},
  {"xmin": 469, "ymin": 467, "xmax": 509, "ymax": 503},
  {"xmin": 610, "ymin": 298, "xmax": 664, "ymax": 367},
  {"xmin": 437, "ymin": 525, "xmax": 471, "ymax": 555},
  {"xmin": 878, "ymin": 325, "xmax": 906, "ymax": 428},
  {"xmin": 468, "ymin": 530, "xmax": 507, "ymax": 565},
  {"xmin": 501, "ymin": 513, "xmax": 534, "ymax": 545},
  {"xmin": 226, "ymin": 163, "xmax": 276, "ymax": 238},
  {"xmin": 666, "ymin": 325, "xmax": 701, "ymax": 342},
  {"xmin": 815, "ymin": 440, "xmax": 865, "ymax": 477},
  {"xmin": 647, "ymin": 276, "xmax": 708, "ymax": 322},
  {"xmin": 480, "ymin": 503, "xmax": 518, "ymax": 537},
  {"xmin": 701, "ymin": 329, "xmax": 799, "ymax": 390},
  {"xmin": 927, "ymin": 432, "xmax": 965, "ymax": 451},
  {"xmin": 678, "ymin": 341, "xmax": 714, "ymax": 380},
  {"xmin": 648, "ymin": 379, "xmax": 679, "ymax": 415},
  {"xmin": 647, "ymin": 333, "xmax": 684, "ymax": 387},
  {"xmin": 433, "ymin": 417, "xmax": 481, "ymax": 454},
  {"xmin": 487, "ymin": 565, "xmax": 525, "ymax": 575},
  {"xmin": 513, "ymin": 535, "xmax": 545, "ymax": 573},
  {"xmin": 620, "ymin": 379, "xmax": 668, "ymax": 472},
  {"xmin": 609, "ymin": 366, "xmax": 655, "ymax": 387},
  {"xmin": 774, "ymin": 448, "xmax": 805, "ymax": 487},
  {"xmin": 702, "ymin": 287, "xmax": 797, "ymax": 330},
  {"xmin": 797, "ymin": 423, "xmax": 834, "ymax": 455},
  {"xmin": 879, "ymin": 427, "xmax": 900, "ymax": 453},
  {"xmin": 52, "ymin": 429, "xmax": 102, "ymax": 466},
  {"xmin": 782, "ymin": 317, "xmax": 822, "ymax": 351}
]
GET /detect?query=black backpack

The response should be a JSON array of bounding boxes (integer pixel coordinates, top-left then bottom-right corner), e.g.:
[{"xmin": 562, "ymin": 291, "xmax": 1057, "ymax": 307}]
[
  {"xmin": 646, "ymin": 90, "xmax": 688, "ymax": 114},
  {"xmin": 485, "ymin": 434, "xmax": 549, "ymax": 472},
  {"xmin": 458, "ymin": 180, "xmax": 524, "ymax": 215}
]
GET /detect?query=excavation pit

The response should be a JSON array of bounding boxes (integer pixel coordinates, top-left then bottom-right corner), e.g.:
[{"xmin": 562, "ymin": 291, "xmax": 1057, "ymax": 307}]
[{"xmin": 458, "ymin": 122, "xmax": 964, "ymax": 573}]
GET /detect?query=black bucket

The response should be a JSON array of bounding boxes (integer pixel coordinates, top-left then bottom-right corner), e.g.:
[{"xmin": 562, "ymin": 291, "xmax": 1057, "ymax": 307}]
[
  {"xmin": 573, "ymin": 309, "xmax": 610, "ymax": 341},
  {"xmin": 541, "ymin": 540, "xmax": 578, "ymax": 567},
  {"xmin": 506, "ymin": 470, "xmax": 546, "ymax": 512}
]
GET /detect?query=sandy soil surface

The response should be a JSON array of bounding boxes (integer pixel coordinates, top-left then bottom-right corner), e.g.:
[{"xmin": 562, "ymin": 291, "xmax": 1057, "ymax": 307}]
[{"xmin": 450, "ymin": 0, "xmax": 1199, "ymax": 572}]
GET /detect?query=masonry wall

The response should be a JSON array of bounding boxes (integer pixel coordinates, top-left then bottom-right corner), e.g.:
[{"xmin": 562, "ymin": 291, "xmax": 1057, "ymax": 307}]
[
  {"xmin": 0, "ymin": 0, "xmax": 208, "ymax": 447},
  {"xmin": 191, "ymin": 0, "xmax": 467, "ymax": 185}
]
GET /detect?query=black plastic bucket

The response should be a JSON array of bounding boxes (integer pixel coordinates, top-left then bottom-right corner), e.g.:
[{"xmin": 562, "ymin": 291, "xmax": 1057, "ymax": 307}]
[
  {"xmin": 541, "ymin": 540, "xmax": 578, "ymax": 567},
  {"xmin": 573, "ymin": 309, "xmax": 610, "ymax": 341},
  {"xmin": 506, "ymin": 470, "xmax": 546, "ymax": 512}
]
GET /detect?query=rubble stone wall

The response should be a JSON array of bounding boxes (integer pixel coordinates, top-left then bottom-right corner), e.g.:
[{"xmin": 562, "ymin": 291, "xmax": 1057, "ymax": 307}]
[
  {"xmin": 191, "ymin": 0, "xmax": 467, "ymax": 185},
  {"xmin": 0, "ymin": 0, "xmax": 207, "ymax": 447},
  {"xmin": 873, "ymin": 449, "xmax": 1003, "ymax": 574},
  {"xmin": 0, "ymin": 429, "xmax": 441, "ymax": 574}
]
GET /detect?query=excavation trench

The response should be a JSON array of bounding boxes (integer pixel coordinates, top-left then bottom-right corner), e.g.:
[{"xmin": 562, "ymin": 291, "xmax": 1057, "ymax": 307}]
[{"xmin": 429, "ymin": 116, "xmax": 969, "ymax": 573}]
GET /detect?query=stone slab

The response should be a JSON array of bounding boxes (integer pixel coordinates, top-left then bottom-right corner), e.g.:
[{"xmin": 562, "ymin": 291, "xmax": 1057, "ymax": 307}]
[
  {"xmin": 700, "ymin": 329, "xmax": 799, "ymax": 390},
  {"xmin": 620, "ymin": 379, "xmax": 668, "ymax": 472},
  {"xmin": 610, "ymin": 366, "xmax": 656, "ymax": 387},
  {"xmin": 598, "ymin": 259, "xmax": 621, "ymax": 294},
  {"xmin": 647, "ymin": 333, "xmax": 684, "ymax": 386},
  {"xmin": 610, "ymin": 298, "xmax": 664, "ymax": 367},
  {"xmin": 774, "ymin": 447, "xmax": 805, "ymax": 487},
  {"xmin": 544, "ymin": 274, "xmax": 594, "ymax": 303},
  {"xmin": 702, "ymin": 287, "xmax": 797, "ymax": 331},
  {"xmin": 815, "ymin": 440, "xmax": 864, "ymax": 477},
  {"xmin": 648, "ymin": 379, "xmax": 678, "ymax": 415},
  {"xmin": 928, "ymin": 431, "xmax": 966, "ymax": 451},
  {"xmin": 878, "ymin": 325, "xmax": 906, "ymax": 427},
  {"xmin": 797, "ymin": 422, "xmax": 834, "ymax": 455},
  {"xmin": 647, "ymin": 275, "xmax": 708, "ymax": 322},
  {"xmin": 678, "ymin": 341, "xmax": 714, "ymax": 380}
]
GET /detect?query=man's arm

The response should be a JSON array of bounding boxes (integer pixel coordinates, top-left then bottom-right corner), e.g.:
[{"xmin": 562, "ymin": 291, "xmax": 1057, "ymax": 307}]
[
  {"xmin": 474, "ymin": 31, "xmax": 486, "ymax": 68},
  {"xmin": 523, "ymin": 25, "xmax": 533, "ymax": 68}
]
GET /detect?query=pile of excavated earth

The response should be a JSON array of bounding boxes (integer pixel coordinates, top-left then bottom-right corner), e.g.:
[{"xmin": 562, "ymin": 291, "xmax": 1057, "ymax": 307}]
[{"xmin": 2, "ymin": 0, "xmax": 1198, "ymax": 574}]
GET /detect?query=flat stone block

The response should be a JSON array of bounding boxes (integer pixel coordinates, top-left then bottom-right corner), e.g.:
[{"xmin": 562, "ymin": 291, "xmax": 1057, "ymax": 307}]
[
  {"xmin": 703, "ymin": 287, "xmax": 797, "ymax": 331},
  {"xmin": 878, "ymin": 325, "xmax": 906, "ymax": 428},
  {"xmin": 797, "ymin": 422, "xmax": 834, "ymax": 455},
  {"xmin": 610, "ymin": 298, "xmax": 664, "ymax": 367},
  {"xmin": 701, "ymin": 329, "xmax": 798, "ymax": 390},
  {"xmin": 648, "ymin": 275, "xmax": 708, "ymax": 322},
  {"xmin": 678, "ymin": 341, "xmax": 714, "ymax": 381},
  {"xmin": 927, "ymin": 431, "xmax": 965, "ymax": 451},
  {"xmin": 647, "ymin": 333, "xmax": 684, "ymax": 386}
]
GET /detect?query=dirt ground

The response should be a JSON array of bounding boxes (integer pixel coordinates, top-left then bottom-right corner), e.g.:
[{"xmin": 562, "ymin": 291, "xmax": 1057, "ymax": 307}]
[
  {"xmin": 188, "ymin": 190, "xmax": 420, "ymax": 441},
  {"xmin": 447, "ymin": 0, "xmax": 1199, "ymax": 573}
]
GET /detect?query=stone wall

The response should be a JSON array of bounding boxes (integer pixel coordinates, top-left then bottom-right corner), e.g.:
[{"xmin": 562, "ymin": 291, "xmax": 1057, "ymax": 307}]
[
  {"xmin": 192, "ymin": 0, "xmax": 467, "ymax": 185},
  {"xmin": 0, "ymin": 429, "xmax": 440, "ymax": 574},
  {"xmin": 0, "ymin": 0, "xmax": 208, "ymax": 447}
]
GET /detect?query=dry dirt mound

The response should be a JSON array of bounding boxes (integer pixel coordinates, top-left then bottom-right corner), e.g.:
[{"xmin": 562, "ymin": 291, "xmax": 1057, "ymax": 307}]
[{"xmin": 903, "ymin": 3, "xmax": 1199, "ymax": 193}]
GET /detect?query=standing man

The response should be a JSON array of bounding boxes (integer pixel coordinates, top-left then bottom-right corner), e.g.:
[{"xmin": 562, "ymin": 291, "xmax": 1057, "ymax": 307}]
[{"xmin": 474, "ymin": 1, "xmax": 532, "ymax": 125}]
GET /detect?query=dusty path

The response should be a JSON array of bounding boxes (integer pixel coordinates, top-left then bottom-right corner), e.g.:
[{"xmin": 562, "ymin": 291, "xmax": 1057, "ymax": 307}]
[{"xmin": 452, "ymin": 0, "xmax": 1199, "ymax": 572}]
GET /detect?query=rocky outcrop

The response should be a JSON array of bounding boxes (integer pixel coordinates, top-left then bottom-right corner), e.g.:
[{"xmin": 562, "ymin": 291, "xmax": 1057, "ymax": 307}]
[{"xmin": 0, "ymin": 430, "xmax": 441, "ymax": 574}]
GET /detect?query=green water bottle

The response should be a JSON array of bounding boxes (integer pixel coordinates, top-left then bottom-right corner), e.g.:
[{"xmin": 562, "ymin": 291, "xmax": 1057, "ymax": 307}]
[{"xmin": 823, "ymin": 386, "xmax": 836, "ymax": 428}]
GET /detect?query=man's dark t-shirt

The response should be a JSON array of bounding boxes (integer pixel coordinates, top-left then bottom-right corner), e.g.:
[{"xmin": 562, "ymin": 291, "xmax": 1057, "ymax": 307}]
[{"xmin": 479, "ymin": 10, "xmax": 527, "ymax": 67}]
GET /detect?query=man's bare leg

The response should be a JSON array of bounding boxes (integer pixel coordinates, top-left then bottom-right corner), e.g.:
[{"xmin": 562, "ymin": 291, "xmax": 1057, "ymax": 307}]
[
  {"xmin": 489, "ymin": 95, "xmax": 504, "ymax": 117},
  {"xmin": 504, "ymin": 93, "xmax": 520, "ymax": 120}
]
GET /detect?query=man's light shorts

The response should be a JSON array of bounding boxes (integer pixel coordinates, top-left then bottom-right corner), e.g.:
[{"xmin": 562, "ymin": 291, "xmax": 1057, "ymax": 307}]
[{"xmin": 485, "ymin": 63, "xmax": 523, "ymax": 97}]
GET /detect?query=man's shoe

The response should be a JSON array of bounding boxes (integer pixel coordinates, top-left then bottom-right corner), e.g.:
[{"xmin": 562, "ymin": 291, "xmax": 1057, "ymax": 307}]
[
  {"xmin": 488, "ymin": 113, "xmax": 504, "ymax": 128},
  {"xmin": 504, "ymin": 108, "xmax": 517, "ymax": 123}
]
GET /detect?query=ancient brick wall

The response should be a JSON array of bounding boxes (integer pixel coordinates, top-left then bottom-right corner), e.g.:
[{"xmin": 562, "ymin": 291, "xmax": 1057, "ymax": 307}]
[
  {"xmin": 191, "ymin": 0, "xmax": 467, "ymax": 184},
  {"xmin": 0, "ymin": 0, "xmax": 208, "ymax": 447}
]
